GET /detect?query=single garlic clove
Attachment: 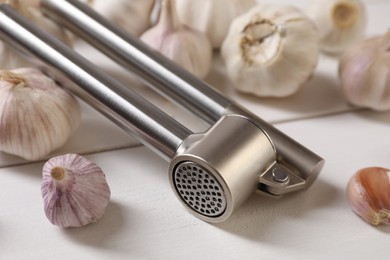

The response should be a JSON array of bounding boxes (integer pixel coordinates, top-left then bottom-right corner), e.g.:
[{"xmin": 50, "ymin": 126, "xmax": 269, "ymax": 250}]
[
  {"xmin": 339, "ymin": 30, "xmax": 390, "ymax": 111},
  {"xmin": 41, "ymin": 154, "xmax": 111, "ymax": 228},
  {"xmin": 141, "ymin": 0, "xmax": 212, "ymax": 79},
  {"xmin": 221, "ymin": 3, "xmax": 320, "ymax": 97},
  {"xmin": 347, "ymin": 167, "xmax": 390, "ymax": 225},
  {"xmin": 175, "ymin": 0, "xmax": 256, "ymax": 49},
  {"xmin": 306, "ymin": 0, "xmax": 367, "ymax": 55},
  {"xmin": 0, "ymin": 68, "xmax": 81, "ymax": 160},
  {"xmin": 92, "ymin": 0, "xmax": 155, "ymax": 37}
]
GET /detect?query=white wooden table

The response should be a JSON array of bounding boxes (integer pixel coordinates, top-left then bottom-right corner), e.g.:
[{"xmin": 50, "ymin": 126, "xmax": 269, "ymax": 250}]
[{"xmin": 1, "ymin": 0, "xmax": 389, "ymax": 259}]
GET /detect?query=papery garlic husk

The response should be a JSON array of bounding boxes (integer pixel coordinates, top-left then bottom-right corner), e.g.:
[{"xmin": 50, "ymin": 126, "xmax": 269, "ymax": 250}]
[
  {"xmin": 0, "ymin": 0, "xmax": 73, "ymax": 69},
  {"xmin": 0, "ymin": 68, "xmax": 81, "ymax": 160},
  {"xmin": 339, "ymin": 30, "xmax": 390, "ymax": 111},
  {"xmin": 221, "ymin": 4, "xmax": 320, "ymax": 98},
  {"xmin": 92, "ymin": 0, "xmax": 155, "ymax": 37},
  {"xmin": 41, "ymin": 154, "xmax": 111, "ymax": 227},
  {"xmin": 306, "ymin": 0, "xmax": 367, "ymax": 55},
  {"xmin": 141, "ymin": 0, "xmax": 212, "ymax": 79},
  {"xmin": 175, "ymin": 0, "xmax": 256, "ymax": 49},
  {"xmin": 347, "ymin": 167, "xmax": 390, "ymax": 226}
]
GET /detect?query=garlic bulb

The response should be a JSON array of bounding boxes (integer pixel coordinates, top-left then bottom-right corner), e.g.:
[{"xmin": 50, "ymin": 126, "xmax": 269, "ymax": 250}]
[
  {"xmin": 339, "ymin": 30, "xmax": 390, "ymax": 111},
  {"xmin": 92, "ymin": 0, "xmax": 155, "ymax": 36},
  {"xmin": 221, "ymin": 4, "xmax": 320, "ymax": 98},
  {"xmin": 41, "ymin": 154, "xmax": 111, "ymax": 227},
  {"xmin": 175, "ymin": 0, "xmax": 256, "ymax": 49},
  {"xmin": 141, "ymin": 0, "xmax": 212, "ymax": 79},
  {"xmin": 0, "ymin": 0, "xmax": 72, "ymax": 69},
  {"xmin": 0, "ymin": 68, "xmax": 81, "ymax": 160},
  {"xmin": 347, "ymin": 167, "xmax": 390, "ymax": 225},
  {"xmin": 306, "ymin": 0, "xmax": 367, "ymax": 54}
]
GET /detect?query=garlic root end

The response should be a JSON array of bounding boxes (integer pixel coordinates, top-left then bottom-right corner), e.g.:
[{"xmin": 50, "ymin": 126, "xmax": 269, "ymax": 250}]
[
  {"xmin": 50, "ymin": 166, "xmax": 66, "ymax": 181},
  {"xmin": 332, "ymin": 2, "xmax": 357, "ymax": 29},
  {"xmin": 0, "ymin": 70, "xmax": 27, "ymax": 86}
]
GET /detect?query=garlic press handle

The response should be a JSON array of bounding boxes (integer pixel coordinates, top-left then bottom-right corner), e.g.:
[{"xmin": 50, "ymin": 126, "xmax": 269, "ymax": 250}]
[
  {"xmin": 0, "ymin": 4, "xmax": 192, "ymax": 160},
  {"xmin": 40, "ymin": 0, "xmax": 324, "ymax": 195},
  {"xmin": 41, "ymin": 0, "xmax": 229, "ymax": 123}
]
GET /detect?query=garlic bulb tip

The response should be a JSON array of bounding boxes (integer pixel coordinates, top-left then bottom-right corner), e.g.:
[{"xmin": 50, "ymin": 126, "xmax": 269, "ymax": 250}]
[{"xmin": 141, "ymin": 0, "xmax": 212, "ymax": 79}]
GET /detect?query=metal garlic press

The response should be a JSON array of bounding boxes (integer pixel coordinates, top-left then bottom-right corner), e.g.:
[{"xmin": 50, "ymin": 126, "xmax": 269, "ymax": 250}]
[{"xmin": 0, "ymin": 0, "xmax": 324, "ymax": 223}]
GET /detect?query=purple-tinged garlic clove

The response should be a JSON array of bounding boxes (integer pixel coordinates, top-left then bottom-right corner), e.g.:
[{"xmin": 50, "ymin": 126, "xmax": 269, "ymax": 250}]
[
  {"xmin": 339, "ymin": 30, "xmax": 390, "ymax": 111},
  {"xmin": 41, "ymin": 154, "xmax": 111, "ymax": 228},
  {"xmin": 347, "ymin": 167, "xmax": 390, "ymax": 225},
  {"xmin": 140, "ymin": 0, "xmax": 212, "ymax": 79}
]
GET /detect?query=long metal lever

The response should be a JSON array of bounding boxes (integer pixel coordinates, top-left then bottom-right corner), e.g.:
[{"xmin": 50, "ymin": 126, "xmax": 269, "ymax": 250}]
[
  {"xmin": 0, "ymin": 4, "xmax": 191, "ymax": 160},
  {"xmin": 42, "ymin": 0, "xmax": 230, "ymax": 123},
  {"xmin": 0, "ymin": 2, "xmax": 324, "ymax": 222},
  {"xmin": 40, "ymin": 0, "xmax": 324, "ymax": 193}
]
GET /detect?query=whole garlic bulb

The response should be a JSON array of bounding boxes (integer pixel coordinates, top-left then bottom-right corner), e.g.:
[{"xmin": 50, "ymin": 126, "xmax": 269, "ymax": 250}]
[
  {"xmin": 175, "ymin": 0, "xmax": 256, "ymax": 49},
  {"xmin": 339, "ymin": 30, "xmax": 390, "ymax": 111},
  {"xmin": 0, "ymin": 0, "xmax": 72, "ymax": 69},
  {"xmin": 347, "ymin": 167, "xmax": 390, "ymax": 225},
  {"xmin": 141, "ymin": 0, "xmax": 212, "ymax": 79},
  {"xmin": 0, "ymin": 68, "xmax": 81, "ymax": 160},
  {"xmin": 92, "ymin": 0, "xmax": 155, "ymax": 36},
  {"xmin": 41, "ymin": 154, "xmax": 111, "ymax": 227},
  {"xmin": 306, "ymin": 0, "xmax": 367, "ymax": 54},
  {"xmin": 221, "ymin": 4, "xmax": 320, "ymax": 98}
]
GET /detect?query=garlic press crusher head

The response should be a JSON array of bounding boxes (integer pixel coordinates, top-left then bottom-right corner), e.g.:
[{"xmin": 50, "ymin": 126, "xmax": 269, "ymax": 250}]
[
  {"xmin": 169, "ymin": 114, "xmax": 276, "ymax": 222},
  {"xmin": 0, "ymin": 1, "xmax": 324, "ymax": 223}
]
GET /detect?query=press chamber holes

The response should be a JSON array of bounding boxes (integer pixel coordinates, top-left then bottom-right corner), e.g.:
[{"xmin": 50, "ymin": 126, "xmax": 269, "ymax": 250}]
[{"xmin": 173, "ymin": 162, "xmax": 227, "ymax": 217}]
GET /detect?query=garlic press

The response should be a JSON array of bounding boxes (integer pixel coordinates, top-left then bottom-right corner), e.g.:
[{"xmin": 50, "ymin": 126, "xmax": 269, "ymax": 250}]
[{"xmin": 0, "ymin": 0, "xmax": 324, "ymax": 223}]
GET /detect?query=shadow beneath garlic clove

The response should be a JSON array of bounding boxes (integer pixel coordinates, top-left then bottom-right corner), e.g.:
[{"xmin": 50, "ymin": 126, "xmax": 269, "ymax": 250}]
[
  {"xmin": 354, "ymin": 109, "xmax": 390, "ymax": 126},
  {"xmin": 0, "ymin": 160, "xmax": 45, "ymax": 180},
  {"xmin": 205, "ymin": 58, "xmax": 352, "ymax": 120},
  {"xmin": 377, "ymin": 223, "xmax": 390, "ymax": 233},
  {"xmin": 213, "ymin": 179, "xmax": 339, "ymax": 241},
  {"xmin": 236, "ymin": 73, "xmax": 345, "ymax": 114},
  {"xmin": 61, "ymin": 200, "xmax": 128, "ymax": 249}
]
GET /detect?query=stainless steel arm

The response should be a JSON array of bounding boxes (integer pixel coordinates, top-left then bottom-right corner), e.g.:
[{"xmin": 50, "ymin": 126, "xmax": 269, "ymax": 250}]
[
  {"xmin": 41, "ymin": 0, "xmax": 230, "ymax": 123},
  {"xmin": 0, "ymin": 4, "xmax": 192, "ymax": 160},
  {"xmin": 40, "ymin": 0, "xmax": 324, "ymax": 193}
]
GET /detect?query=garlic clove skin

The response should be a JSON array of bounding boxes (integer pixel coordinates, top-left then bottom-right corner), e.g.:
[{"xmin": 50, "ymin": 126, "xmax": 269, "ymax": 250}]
[
  {"xmin": 0, "ymin": 68, "xmax": 81, "ymax": 161},
  {"xmin": 92, "ymin": 0, "xmax": 155, "ymax": 37},
  {"xmin": 306, "ymin": 0, "xmax": 367, "ymax": 55},
  {"xmin": 141, "ymin": 0, "xmax": 212, "ymax": 79},
  {"xmin": 175, "ymin": 0, "xmax": 256, "ymax": 49},
  {"xmin": 339, "ymin": 30, "xmax": 390, "ymax": 111},
  {"xmin": 347, "ymin": 167, "xmax": 390, "ymax": 225},
  {"xmin": 41, "ymin": 154, "xmax": 111, "ymax": 227},
  {"xmin": 221, "ymin": 3, "xmax": 320, "ymax": 98}
]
